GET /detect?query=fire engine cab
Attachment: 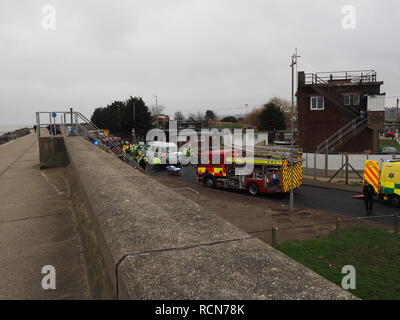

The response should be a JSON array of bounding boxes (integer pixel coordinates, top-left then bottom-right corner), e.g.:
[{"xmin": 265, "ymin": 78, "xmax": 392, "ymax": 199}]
[{"xmin": 196, "ymin": 147, "xmax": 303, "ymax": 195}]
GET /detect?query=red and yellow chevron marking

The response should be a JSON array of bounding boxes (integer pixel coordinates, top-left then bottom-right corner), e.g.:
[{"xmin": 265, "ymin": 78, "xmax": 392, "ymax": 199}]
[
  {"xmin": 196, "ymin": 166, "xmax": 226, "ymax": 177},
  {"xmin": 212, "ymin": 167, "xmax": 226, "ymax": 176},
  {"xmin": 363, "ymin": 160, "xmax": 379, "ymax": 192},
  {"xmin": 197, "ymin": 167, "xmax": 206, "ymax": 174},
  {"xmin": 282, "ymin": 159, "xmax": 303, "ymax": 193}
]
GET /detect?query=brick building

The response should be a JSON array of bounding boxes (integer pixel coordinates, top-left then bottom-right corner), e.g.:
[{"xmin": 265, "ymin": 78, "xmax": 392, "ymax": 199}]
[{"xmin": 297, "ymin": 70, "xmax": 385, "ymax": 153}]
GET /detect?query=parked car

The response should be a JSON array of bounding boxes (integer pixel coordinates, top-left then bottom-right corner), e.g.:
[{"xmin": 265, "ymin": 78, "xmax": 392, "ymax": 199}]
[
  {"xmin": 380, "ymin": 147, "xmax": 398, "ymax": 154},
  {"xmin": 384, "ymin": 131, "xmax": 395, "ymax": 138}
]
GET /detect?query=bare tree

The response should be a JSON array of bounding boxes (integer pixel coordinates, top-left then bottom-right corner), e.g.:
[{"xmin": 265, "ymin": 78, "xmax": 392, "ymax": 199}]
[
  {"xmin": 187, "ymin": 112, "xmax": 204, "ymax": 121},
  {"xmin": 242, "ymin": 97, "xmax": 293, "ymax": 129},
  {"xmin": 151, "ymin": 104, "xmax": 165, "ymax": 117},
  {"xmin": 243, "ymin": 107, "xmax": 262, "ymax": 128},
  {"xmin": 269, "ymin": 97, "xmax": 292, "ymax": 113},
  {"xmin": 195, "ymin": 112, "xmax": 205, "ymax": 120},
  {"xmin": 174, "ymin": 111, "xmax": 185, "ymax": 120}
]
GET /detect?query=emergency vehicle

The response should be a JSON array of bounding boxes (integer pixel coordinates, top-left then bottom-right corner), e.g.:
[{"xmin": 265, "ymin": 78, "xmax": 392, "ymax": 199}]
[
  {"xmin": 363, "ymin": 159, "xmax": 400, "ymax": 207},
  {"xmin": 196, "ymin": 147, "xmax": 303, "ymax": 195}
]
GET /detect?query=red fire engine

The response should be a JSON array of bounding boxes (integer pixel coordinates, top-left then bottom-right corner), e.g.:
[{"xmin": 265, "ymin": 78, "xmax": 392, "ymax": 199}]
[{"xmin": 196, "ymin": 147, "xmax": 303, "ymax": 195}]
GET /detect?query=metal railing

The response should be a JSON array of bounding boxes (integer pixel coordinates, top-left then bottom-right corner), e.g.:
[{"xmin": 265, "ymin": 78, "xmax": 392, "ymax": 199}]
[
  {"xmin": 249, "ymin": 213, "xmax": 399, "ymax": 247},
  {"xmin": 35, "ymin": 110, "xmax": 150, "ymax": 176},
  {"xmin": 305, "ymin": 70, "xmax": 377, "ymax": 84},
  {"xmin": 317, "ymin": 114, "xmax": 368, "ymax": 154}
]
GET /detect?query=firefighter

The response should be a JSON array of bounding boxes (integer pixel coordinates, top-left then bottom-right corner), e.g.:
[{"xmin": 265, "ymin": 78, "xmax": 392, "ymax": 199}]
[
  {"xmin": 363, "ymin": 181, "xmax": 375, "ymax": 216},
  {"xmin": 271, "ymin": 171, "xmax": 279, "ymax": 187},
  {"xmin": 152, "ymin": 156, "xmax": 162, "ymax": 172},
  {"xmin": 138, "ymin": 154, "xmax": 147, "ymax": 171}
]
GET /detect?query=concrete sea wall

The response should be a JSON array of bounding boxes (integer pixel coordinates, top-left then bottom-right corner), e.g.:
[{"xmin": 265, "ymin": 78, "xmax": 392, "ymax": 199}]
[{"xmin": 51, "ymin": 136, "xmax": 356, "ymax": 299}]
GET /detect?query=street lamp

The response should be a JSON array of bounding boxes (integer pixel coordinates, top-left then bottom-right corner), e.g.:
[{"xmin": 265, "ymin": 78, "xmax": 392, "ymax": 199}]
[
  {"xmin": 154, "ymin": 95, "xmax": 158, "ymax": 128},
  {"xmin": 132, "ymin": 102, "xmax": 136, "ymax": 144},
  {"xmin": 290, "ymin": 49, "xmax": 300, "ymax": 214}
]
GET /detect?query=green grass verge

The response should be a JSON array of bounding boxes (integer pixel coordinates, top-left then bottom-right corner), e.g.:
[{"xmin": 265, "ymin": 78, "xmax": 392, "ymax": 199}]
[
  {"xmin": 379, "ymin": 139, "xmax": 400, "ymax": 150},
  {"xmin": 276, "ymin": 228, "xmax": 400, "ymax": 300}
]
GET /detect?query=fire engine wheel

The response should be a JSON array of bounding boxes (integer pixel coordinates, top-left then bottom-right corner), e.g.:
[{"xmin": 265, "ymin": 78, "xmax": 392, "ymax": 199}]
[
  {"xmin": 247, "ymin": 183, "xmax": 259, "ymax": 196},
  {"xmin": 203, "ymin": 175, "xmax": 216, "ymax": 188},
  {"xmin": 389, "ymin": 195, "xmax": 400, "ymax": 207}
]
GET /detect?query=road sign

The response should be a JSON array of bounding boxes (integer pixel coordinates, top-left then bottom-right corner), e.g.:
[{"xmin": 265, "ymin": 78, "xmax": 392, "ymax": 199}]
[{"xmin": 51, "ymin": 112, "xmax": 57, "ymax": 118}]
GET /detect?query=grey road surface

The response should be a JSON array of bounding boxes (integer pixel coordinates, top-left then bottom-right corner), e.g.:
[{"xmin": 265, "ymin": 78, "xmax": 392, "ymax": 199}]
[{"xmin": 155, "ymin": 165, "xmax": 398, "ymax": 227}]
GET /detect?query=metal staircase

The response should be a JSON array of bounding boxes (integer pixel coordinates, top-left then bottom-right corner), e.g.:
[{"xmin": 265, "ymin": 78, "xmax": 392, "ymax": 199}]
[
  {"xmin": 35, "ymin": 110, "xmax": 149, "ymax": 176},
  {"xmin": 316, "ymin": 114, "xmax": 369, "ymax": 153},
  {"xmin": 74, "ymin": 112, "xmax": 150, "ymax": 176}
]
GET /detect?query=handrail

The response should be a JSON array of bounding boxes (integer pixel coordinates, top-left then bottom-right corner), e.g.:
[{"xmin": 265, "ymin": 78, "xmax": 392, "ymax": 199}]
[
  {"xmin": 317, "ymin": 114, "xmax": 364, "ymax": 149},
  {"xmin": 305, "ymin": 70, "xmax": 377, "ymax": 84},
  {"xmin": 66, "ymin": 112, "xmax": 150, "ymax": 176},
  {"xmin": 317, "ymin": 115, "xmax": 368, "ymax": 153},
  {"xmin": 74, "ymin": 122, "xmax": 150, "ymax": 176}
]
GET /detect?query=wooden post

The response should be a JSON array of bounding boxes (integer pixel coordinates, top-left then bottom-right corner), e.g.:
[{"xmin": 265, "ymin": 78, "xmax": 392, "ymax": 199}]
[
  {"xmin": 305, "ymin": 153, "xmax": 308, "ymax": 175},
  {"xmin": 272, "ymin": 227, "xmax": 278, "ymax": 246},
  {"xmin": 314, "ymin": 153, "xmax": 317, "ymax": 180},
  {"xmin": 325, "ymin": 152, "xmax": 328, "ymax": 178},
  {"xmin": 341, "ymin": 153, "xmax": 344, "ymax": 178},
  {"xmin": 345, "ymin": 153, "xmax": 349, "ymax": 185},
  {"xmin": 336, "ymin": 218, "xmax": 341, "ymax": 238}
]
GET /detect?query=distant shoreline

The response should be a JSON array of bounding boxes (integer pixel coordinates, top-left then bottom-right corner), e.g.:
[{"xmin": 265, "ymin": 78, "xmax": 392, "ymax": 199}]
[
  {"xmin": 0, "ymin": 125, "xmax": 31, "ymax": 137},
  {"xmin": 0, "ymin": 127, "xmax": 31, "ymax": 145}
]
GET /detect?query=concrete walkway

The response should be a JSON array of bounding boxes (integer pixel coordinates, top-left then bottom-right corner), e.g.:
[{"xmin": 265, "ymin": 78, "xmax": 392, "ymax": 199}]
[{"xmin": 0, "ymin": 133, "xmax": 89, "ymax": 299}]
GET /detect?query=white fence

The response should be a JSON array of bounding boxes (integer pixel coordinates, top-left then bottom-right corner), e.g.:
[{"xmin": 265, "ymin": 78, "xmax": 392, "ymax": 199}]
[{"xmin": 302, "ymin": 152, "xmax": 400, "ymax": 178}]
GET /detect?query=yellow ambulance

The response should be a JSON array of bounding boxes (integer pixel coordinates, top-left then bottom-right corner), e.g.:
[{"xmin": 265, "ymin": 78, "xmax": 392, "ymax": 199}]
[{"xmin": 363, "ymin": 159, "xmax": 400, "ymax": 207}]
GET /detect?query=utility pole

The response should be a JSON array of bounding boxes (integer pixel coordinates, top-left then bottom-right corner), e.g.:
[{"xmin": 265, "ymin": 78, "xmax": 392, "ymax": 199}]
[
  {"xmin": 397, "ymin": 98, "xmax": 399, "ymax": 126},
  {"xmin": 132, "ymin": 102, "xmax": 136, "ymax": 144},
  {"xmin": 245, "ymin": 103, "xmax": 248, "ymax": 115},
  {"xmin": 154, "ymin": 95, "xmax": 158, "ymax": 129},
  {"xmin": 290, "ymin": 49, "xmax": 300, "ymax": 214}
]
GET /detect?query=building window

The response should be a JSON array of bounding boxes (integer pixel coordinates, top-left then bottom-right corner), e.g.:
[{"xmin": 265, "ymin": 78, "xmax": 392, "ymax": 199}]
[
  {"xmin": 344, "ymin": 94, "xmax": 351, "ymax": 106},
  {"xmin": 353, "ymin": 94, "xmax": 360, "ymax": 105},
  {"xmin": 343, "ymin": 94, "xmax": 360, "ymax": 106},
  {"xmin": 310, "ymin": 96, "xmax": 324, "ymax": 110}
]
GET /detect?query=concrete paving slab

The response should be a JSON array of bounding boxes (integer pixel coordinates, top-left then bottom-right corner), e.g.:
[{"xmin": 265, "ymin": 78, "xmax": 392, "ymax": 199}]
[{"xmin": 0, "ymin": 133, "xmax": 89, "ymax": 299}]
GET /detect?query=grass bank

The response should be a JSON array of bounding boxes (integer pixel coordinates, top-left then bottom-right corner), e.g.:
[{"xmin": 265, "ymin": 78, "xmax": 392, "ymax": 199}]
[
  {"xmin": 379, "ymin": 138, "xmax": 400, "ymax": 150},
  {"xmin": 276, "ymin": 228, "xmax": 400, "ymax": 300}
]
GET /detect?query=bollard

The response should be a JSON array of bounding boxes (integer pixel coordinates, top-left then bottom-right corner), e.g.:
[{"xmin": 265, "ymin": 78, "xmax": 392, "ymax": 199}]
[
  {"xmin": 395, "ymin": 213, "xmax": 399, "ymax": 234},
  {"xmin": 335, "ymin": 218, "xmax": 341, "ymax": 238},
  {"xmin": 272, "ymin": 227, "xmax": 278, "ymax": 247}
]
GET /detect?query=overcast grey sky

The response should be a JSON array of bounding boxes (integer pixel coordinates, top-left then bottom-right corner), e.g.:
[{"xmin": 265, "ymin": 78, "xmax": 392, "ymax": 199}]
[{"xmin": 0, "ymin": 0, "xmax": 399, "ymax": 125}]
